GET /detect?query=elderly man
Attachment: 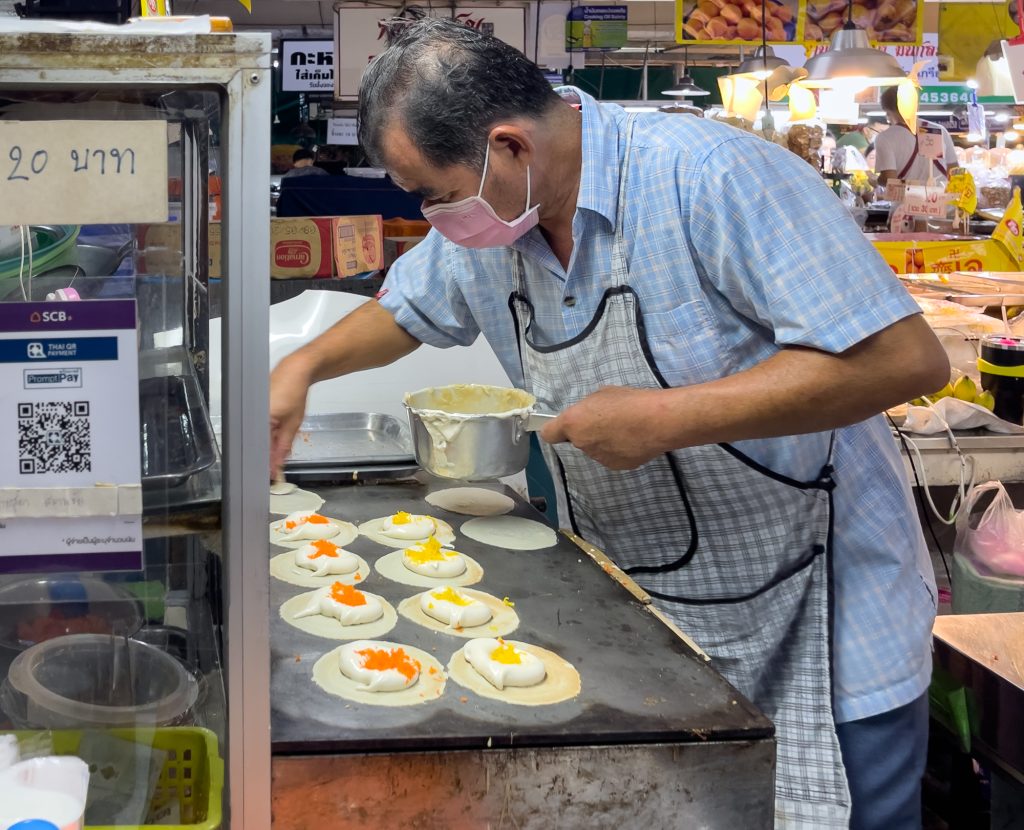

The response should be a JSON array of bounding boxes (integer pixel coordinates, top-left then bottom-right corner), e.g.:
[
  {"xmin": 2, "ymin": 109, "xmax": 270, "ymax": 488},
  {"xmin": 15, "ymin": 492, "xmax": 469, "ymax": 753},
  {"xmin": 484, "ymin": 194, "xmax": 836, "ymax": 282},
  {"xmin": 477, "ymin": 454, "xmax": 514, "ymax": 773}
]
[{"xmin": 270, "ymin": 19, "xmax": 948, "ymax": 830}]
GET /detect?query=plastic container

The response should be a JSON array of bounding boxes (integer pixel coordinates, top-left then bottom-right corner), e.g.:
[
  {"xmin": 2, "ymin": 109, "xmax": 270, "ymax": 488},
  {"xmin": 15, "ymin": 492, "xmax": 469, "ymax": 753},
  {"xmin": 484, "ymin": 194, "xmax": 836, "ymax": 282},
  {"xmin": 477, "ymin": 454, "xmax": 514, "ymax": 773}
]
[
  {"xmin": 0, "ymin": 577, "xmax": 143, "ymax": 652},
  {"xmin": 0, "ymin": 226, "xmax": 79, "ymax": 283},
  {"xmin": 3, "ymin": 728, "xmax": 223, "ymax": 830},
  {"xmin": 1, "ymin": 635, "xmax": 198, "ymax": 730},
  {"xmin": 979, "ymin": 334, "xmax": 1024, "ymax": 424}
]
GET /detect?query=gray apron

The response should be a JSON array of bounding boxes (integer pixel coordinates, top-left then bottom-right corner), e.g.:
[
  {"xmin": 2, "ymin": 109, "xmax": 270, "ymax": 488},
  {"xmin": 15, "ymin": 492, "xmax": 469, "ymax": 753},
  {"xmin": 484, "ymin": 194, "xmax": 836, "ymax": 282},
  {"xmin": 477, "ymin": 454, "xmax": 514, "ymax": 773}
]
[{"xmin": 508, "ymin": 116, "xmax": 851, "ymax": 828}]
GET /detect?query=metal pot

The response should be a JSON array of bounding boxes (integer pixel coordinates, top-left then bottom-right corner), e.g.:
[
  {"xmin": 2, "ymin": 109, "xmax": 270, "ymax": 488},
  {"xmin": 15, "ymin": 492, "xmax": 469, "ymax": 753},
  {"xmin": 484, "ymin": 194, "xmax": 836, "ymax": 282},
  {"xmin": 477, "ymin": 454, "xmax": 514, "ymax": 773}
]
[{"xmin": 404, "ymin": 384, "xmax": 553, "ymax": 481}]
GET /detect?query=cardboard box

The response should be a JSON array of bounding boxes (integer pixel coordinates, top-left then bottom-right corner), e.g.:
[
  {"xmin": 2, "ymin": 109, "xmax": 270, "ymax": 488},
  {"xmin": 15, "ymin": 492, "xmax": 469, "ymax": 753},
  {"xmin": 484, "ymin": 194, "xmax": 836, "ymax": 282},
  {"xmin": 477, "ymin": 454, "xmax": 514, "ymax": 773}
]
[
  {"xmin": 137, "ymin": 222, "xmax": 222, "ymax": 279},
  {"xmin": 383, "ymin": 236, "xmax": 426, "ymax": 269},
  {"xmin": 270, "ymin": 217, "xmax": 334, "ymax": 279},
  {"xmin": 868, "ymin": 234, "xmax": 1018, "ymax": 274},
  {"xmin": 332, "ymin": 215, "xmax": 384, "ymax": 277}
]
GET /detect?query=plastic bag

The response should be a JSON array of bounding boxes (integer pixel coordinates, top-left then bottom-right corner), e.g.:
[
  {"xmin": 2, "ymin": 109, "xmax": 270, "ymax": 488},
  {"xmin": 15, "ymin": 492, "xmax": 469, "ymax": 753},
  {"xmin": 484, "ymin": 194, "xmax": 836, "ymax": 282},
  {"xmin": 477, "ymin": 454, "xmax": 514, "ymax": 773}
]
[
  {"xmin": 903, "ymin": 396, "xmax": 1024, "ymax": 435},
  {"xmin": 955, "ymin": 481, "xmax": 1024, "ymax": 577}
]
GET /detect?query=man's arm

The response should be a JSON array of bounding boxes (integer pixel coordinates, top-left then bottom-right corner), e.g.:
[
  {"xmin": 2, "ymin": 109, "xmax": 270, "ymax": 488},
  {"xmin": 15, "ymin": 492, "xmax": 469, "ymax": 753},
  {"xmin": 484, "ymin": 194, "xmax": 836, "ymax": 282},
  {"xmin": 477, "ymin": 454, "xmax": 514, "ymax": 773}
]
[
  {"xmin": 270, "ymin": 300, "xmax": 420, "ymax": 474},
  {"xmin": 541, "ymin": 313, "xmax": 948, "ymax": 469}
]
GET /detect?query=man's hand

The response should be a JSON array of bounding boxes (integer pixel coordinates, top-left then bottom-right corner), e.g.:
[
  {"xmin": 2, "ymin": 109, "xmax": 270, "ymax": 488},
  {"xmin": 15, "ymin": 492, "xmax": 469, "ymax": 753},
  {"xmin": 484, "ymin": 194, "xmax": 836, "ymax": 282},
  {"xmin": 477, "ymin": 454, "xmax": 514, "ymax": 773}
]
[
  {"xmin": 270, "ymin": 354, "xmax": 314, "ymax": 478},
  {"xmin": 540, "ymin": 386, "xmax": 667, "ymax": 470}
]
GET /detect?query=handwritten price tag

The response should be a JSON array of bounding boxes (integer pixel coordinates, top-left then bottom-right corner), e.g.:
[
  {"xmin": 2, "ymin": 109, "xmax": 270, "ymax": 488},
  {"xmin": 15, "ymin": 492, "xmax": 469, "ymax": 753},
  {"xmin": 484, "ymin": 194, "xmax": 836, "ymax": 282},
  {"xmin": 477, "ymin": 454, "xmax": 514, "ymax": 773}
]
[
  {"xmin": 0, "ymin": 120, "xmax": 168, "ymax": 225},
  {"xmin": 903, "ymin": 185, "xmax": 952, "ymax": 218}
]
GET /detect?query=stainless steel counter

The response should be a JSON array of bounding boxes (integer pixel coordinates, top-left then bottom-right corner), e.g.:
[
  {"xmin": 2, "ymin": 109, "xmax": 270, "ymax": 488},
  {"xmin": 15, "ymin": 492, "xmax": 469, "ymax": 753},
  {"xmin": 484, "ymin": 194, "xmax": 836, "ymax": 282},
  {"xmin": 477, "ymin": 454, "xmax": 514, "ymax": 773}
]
[{"xmin": 896, "ymin": 430, "xmax": 1024, "ymax": 487}]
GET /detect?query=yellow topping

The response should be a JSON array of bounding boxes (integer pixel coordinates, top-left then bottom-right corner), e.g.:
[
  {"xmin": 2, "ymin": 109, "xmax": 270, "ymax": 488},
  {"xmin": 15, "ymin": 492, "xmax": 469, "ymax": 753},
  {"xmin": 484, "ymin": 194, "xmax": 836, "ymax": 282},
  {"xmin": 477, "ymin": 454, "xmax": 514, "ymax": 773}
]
[
  {"xmin": 501, "ymin": 596, "xmax": 515, "ymax": 607},
  {"xmin": 431, "ymin": 587, "xmax": 473, "ymax": 606},
  {"xmin": 490, "ymin": 639, "xmax": 522, "ymax": 665},
  {"xmin": 404, "ymin": 536, "xmax": 459, "ymax": 565},
  {"xmin": 391, "ymin": 511, "xmax": 413, "ymax": 525}
]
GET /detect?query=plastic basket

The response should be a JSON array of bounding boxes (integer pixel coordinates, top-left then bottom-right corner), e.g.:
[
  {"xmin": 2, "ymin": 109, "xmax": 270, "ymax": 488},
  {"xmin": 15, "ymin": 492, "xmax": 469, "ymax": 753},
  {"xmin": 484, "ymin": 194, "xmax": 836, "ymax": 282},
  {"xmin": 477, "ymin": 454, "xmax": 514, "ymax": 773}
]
[{"xmin": 5, "ymin": 726, "xmax": 223, "ymax": 830}]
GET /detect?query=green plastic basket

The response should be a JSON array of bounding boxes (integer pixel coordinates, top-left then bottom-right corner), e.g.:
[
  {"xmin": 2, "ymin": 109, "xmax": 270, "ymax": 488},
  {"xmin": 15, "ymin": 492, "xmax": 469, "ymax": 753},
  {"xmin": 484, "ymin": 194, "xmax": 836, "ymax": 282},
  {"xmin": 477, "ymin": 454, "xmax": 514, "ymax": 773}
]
[
  {"xmin": 0, "ymin": 225, "xmax": 80, "ymax": 282},
  {"xmin": 5, "ymin": 726, "xmax": 223, "ymax": 830}
]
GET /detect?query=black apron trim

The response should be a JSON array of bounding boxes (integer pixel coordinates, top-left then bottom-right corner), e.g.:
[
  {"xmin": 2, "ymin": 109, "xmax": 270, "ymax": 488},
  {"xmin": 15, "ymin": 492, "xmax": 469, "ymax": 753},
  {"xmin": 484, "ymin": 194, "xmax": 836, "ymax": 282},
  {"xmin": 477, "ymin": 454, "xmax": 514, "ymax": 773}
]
[
  {"xmin": 622, "ymin": 451, "xmax": 700, "ymax": 575},
  {"xmin": 645, "ymin": 541, "xmax": 827, "ymax": 606},
  {"xmin": 717, "ymin": 442, "xmax": 836, "ymax": 493},
  {"xmin": 508, "ymin": 291, "xmax": 528, "ymax": 372},
  {"xmin": 514, "ymin": 285, "xmax": 634, "ymax": 354},
  {"xmin": 555, "ymin": 453, "xmax": 582, "ymax": 538}
]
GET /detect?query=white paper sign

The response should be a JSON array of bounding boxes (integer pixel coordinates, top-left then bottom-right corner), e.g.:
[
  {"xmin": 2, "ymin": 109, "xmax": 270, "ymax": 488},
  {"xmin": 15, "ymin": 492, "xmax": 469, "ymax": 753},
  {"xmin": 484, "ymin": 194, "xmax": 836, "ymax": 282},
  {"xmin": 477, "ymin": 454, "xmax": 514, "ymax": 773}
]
[
  {"xmin": 334, "ymin": 7, "xmax": 527, "ymax": 99},
  {"xmin": 0, "ymin": 299, "xmax": 142, "ymax": 573},
  {"xmin": 327, "ymin": 117, "xmax": 359, "ymax": 146},
  {"xmin": 1002, "ymin": 40, "xmax": 1024, "ymax": 104},
  {"xmin": 918, "ymin": 131, "xmax": 944, "ymax": 160},
  {"xmin": 281, "ymin": 40, "xmax": 335, "ymax": 93},
  {"xmin": 0, "ymin": 120, "xmax": 168, "ymax": 225}
]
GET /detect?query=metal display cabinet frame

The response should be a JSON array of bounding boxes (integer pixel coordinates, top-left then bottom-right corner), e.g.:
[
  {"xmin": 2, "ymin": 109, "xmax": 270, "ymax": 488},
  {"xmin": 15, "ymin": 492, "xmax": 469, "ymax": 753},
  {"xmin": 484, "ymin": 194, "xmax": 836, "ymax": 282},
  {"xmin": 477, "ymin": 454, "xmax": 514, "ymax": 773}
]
[{"xmin": 0, "ymin": 32, "xmax": 273, "ymax": 830}]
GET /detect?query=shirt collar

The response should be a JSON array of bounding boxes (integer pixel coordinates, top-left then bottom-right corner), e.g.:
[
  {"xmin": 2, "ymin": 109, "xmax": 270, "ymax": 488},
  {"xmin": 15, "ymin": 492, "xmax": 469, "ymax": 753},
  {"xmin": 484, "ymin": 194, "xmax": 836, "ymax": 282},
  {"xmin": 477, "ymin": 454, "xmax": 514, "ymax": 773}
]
[{"xmin": 553, "ymin": 86, "xmax": 625, "ymax": 229}]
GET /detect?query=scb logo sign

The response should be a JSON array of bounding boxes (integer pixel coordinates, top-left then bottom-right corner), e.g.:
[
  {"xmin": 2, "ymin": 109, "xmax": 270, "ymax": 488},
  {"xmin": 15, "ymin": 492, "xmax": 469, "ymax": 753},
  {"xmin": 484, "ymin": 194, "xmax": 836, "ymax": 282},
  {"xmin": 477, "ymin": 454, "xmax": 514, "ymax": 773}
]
[{"xmin": 28, "ymin": 310, "xmax": 70, "ymax": 323}]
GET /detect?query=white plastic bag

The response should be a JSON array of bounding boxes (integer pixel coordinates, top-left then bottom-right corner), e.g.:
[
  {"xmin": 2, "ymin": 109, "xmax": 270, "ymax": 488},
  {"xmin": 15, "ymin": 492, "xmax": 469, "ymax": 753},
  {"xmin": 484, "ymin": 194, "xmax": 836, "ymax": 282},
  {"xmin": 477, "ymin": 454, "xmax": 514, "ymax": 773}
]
[
  {"xmin": 955, "ymin": 481, "xmax": 1024, "ymax": 577},
  {"xmin": 904, "ymin": 397, "xmax": 1024, "ymax": 435}
]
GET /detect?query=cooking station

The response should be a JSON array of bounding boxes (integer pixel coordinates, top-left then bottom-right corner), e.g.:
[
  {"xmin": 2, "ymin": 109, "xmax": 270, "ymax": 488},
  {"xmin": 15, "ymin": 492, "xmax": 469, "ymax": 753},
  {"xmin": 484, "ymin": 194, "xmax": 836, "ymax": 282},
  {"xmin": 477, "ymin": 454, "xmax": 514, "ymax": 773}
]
[{"xmin": 269, "ymin": 479, "xmax": 775, "ymax": 829}]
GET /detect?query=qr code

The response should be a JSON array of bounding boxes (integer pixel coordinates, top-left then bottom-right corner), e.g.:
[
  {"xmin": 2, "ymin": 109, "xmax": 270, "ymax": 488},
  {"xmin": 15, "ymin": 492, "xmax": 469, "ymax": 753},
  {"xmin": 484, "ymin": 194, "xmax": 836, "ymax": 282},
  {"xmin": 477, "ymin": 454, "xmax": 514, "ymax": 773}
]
[{"xmin": 17, "ymin": 401, "xmax": 91, "ymax": 474}]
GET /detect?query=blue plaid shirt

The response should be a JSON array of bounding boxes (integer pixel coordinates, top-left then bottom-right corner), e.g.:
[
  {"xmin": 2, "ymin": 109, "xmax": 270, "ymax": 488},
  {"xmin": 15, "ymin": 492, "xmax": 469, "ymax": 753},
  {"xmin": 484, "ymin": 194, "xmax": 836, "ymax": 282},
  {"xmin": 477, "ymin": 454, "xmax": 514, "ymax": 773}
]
[{"xmin": 379, "ymin": 87, "xmax": 936, "ymax": 723}]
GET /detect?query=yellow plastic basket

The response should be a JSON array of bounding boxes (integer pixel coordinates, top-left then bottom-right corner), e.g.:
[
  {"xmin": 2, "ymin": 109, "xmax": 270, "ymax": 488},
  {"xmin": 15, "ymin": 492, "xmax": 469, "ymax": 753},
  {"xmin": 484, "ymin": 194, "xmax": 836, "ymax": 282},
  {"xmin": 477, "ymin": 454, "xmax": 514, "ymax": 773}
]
[{"xmin": 5, "ymin": 727, "xmax": 223, "ymax": 830}]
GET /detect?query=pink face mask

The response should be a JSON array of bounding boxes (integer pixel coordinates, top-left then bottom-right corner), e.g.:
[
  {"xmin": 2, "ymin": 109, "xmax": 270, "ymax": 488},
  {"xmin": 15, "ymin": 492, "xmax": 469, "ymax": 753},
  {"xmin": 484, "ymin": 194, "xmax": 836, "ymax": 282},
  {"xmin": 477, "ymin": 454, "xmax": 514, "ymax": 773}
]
[{"xmin": 421, "ymin": 143, "xmax": 539, "ymax": 248}]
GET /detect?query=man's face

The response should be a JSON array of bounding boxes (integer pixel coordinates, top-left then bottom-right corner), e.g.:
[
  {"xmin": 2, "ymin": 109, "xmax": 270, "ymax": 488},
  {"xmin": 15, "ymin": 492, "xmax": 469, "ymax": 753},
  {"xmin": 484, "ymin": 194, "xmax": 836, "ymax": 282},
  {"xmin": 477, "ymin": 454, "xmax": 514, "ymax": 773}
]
[{"xmin": 381, "ymin": 121, "xmax": 532, "ymax": 221}]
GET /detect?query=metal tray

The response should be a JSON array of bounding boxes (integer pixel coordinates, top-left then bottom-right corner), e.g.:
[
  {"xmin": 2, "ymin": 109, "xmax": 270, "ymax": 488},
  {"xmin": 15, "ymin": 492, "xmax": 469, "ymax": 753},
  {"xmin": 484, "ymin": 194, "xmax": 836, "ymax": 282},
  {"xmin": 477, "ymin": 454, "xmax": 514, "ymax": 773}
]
[
  {"xmin": 283, "ymin": 462, "xmax": 420, "ymax": 484},
  {"xmin": 139, "ymin": 375, "xmax": 218, "ymax": 488},
  {"xmin": 286, "ymin": 412, "xmax": 414, "ymax": 467}
]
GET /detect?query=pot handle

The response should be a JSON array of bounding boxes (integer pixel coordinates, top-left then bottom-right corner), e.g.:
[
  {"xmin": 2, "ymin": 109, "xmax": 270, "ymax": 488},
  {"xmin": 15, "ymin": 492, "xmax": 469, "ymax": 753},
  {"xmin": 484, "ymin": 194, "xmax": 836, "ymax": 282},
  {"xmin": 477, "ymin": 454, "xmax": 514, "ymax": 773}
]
[{"xmin": 526, "ymin": 412, "xmax": 556, "ymax": 432}]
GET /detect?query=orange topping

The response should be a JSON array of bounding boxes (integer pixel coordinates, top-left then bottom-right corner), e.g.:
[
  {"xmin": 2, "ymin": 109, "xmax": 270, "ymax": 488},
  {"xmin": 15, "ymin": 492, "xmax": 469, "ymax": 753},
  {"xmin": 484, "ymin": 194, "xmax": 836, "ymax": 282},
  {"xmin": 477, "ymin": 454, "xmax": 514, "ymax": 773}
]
[
  {"xmin": 356, "ymin": 647, "xmax": 419, "ymax": 681},
  {"xmin": 354, "ymin": 573, "xmax": 362, "ymax": 581},
  {"xmin": 285, "ymin": 521, "xmax": 297, "ymax": 530},
  {"xmin": 306, "ymin": 514, "xmax": 330, "ymax": 525},
  {"xmin": 309, "ymin": 540, "xmax": 340, "ymax": 559},
  {"xmin": 329, "ymin": 582, "xmax": 367, "ymax": 606}
]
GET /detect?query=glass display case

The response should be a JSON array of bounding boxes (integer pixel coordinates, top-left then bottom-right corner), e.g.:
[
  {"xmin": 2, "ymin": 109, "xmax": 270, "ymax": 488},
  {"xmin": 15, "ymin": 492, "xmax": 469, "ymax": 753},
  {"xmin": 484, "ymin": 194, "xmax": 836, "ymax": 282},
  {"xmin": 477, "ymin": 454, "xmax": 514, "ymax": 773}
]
[{"xmin": 0, "ymin": 30, "xmax": 271, "ymax": 830}]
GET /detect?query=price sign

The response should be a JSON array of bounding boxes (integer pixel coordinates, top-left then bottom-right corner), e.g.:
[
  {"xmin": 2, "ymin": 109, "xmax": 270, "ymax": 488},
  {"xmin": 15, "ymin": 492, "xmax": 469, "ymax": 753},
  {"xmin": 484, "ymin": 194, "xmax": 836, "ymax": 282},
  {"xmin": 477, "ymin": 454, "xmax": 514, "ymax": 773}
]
[
  {"xmin": 918, "ymin": 131, "xmax": 944, "ymax": 160},
  {"xmin": 903, "ymin": 184, "xmax": 952, "ymax": 218},
  {"xmin": 327, "ymin": 117, "xmax": 359, "ymax": 146},
  {"xmin": 918, "ymin": 86, "xmax": 974, "ymax": 105},
  {"xmin": 0, "ymin": 120, "xmax": 168, "ymax": 225}
]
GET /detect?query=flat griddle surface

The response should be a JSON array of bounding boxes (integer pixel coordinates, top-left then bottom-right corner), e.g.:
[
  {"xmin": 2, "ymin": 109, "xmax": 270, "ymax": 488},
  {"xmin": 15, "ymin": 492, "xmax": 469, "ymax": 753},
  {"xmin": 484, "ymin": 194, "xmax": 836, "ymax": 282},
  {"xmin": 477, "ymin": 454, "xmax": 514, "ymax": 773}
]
[{"xmin": 270, "ymin": 481, "xmax": 771, "ymax": 754}]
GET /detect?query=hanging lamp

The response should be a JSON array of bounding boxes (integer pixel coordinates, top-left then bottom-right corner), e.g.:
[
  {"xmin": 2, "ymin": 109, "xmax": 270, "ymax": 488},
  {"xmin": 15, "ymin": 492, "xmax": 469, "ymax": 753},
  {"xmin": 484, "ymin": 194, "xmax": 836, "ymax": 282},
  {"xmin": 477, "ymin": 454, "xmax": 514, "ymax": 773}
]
[
  {"xmin": 664, "ymin": 47, "xmax": 710, "ymax": 97},
  {"xmin": 736, "ymin": 46, "xmax": 788, "ymax": 80},
  {"xmin": 801, "ymin": 0, "xmax": 905, "ymax": 90}
]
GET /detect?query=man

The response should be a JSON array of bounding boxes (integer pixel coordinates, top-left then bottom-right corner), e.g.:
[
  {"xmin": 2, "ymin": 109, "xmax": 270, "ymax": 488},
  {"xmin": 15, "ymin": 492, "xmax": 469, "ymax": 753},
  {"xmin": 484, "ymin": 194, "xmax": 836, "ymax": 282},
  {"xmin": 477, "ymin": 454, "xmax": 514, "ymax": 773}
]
[
  {"xmin": 270, "ymin": 19, "xmax": 948, "ymax": 830},
  {"xmin": 875, "ymin": 85, "xmax": 958, "ymax": 186},
  {"xmin": 283, "ymin": 147, "xmax": 329, "ymax": 178}
]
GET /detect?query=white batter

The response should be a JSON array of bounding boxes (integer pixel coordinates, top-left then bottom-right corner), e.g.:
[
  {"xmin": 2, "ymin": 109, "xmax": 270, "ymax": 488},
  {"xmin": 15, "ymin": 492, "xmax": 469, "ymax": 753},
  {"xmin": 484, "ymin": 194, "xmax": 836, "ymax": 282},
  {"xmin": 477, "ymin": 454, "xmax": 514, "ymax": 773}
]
[
  {"xmin": 358, "ymin": 514, "xmax": 456, "ymax": 548},
  {"xmin": 425, "ymin": 487, "xmax": 515, "ymax": 517},
  {"xmin": 279, "ymin": 588, "xmax": 397, "ymax": 641},
  {"xmin": 269, "ymin": 512, "xmax": 359, "ymax": 549},
  {"xmin": 460, "ymin": 516, "xmax": 558, "ymax": 550},
  {"xmin": 447, "ymin": 641, "xmax": 581, "ymax": 705},
  {"xmin": 398, "ymin": 588, "xmax": 519, "ymax": 639},
  {"xmin": 270, "ymin": 551, "xmax": 371, "ymax": 589},
  {"xmin": 312, "ymin": 642, "xmax": 447, "ymax": 707},
  {"xmin": 374, "ymin": 549, "xmax": 484, "ymax": 588},
  {"xmin": 269, "ymin": 485, "xmax": 325, "ymax": 516}
]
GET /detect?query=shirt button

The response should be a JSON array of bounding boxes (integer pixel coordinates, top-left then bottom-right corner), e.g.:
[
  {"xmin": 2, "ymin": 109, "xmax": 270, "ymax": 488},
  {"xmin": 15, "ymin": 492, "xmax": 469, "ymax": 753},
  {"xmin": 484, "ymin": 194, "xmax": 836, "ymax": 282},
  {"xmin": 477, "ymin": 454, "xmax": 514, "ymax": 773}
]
[{"xmin": 563, "ymin": 296, "xmax": 576, "ymax": 307}]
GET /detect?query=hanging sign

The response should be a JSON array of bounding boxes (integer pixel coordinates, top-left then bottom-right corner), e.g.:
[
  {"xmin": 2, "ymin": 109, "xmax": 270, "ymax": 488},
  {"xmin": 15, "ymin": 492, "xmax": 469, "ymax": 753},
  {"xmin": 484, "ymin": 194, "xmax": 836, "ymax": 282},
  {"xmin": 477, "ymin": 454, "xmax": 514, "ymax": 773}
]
[
  {"xmin": 281, "ymin": 39, "xmax": 334, "ymax": 93},
  {"xmin": 804, "ymin": 0, "xmax": 923, "ymax": 45},
  {"xmin": 902, "ymin": 184, "xmax": 953, "ymax": 218},
  {"xmin": 566, "ymin": 6, "xmax": 628, "ymax": 52},
  {"xmin": 918, "ymin": 131, "xmax": 944, "ymax": 160},
  {"xmin": 327, "ymin": 117, "xmax": 359, "ymax": 146},
  {"xmin": 775, "ymin": 33, "xmax": 940, "ymax": 81},
  {"xmin": 0, "ymin": 121, "xmax": 168, "ymax": 225},
  {"xmin": 676, "ymin": 0, "xmax": 803, "ymax": 45},
  {"xmin": 334, "ymin": 7, "xmax": 526, "ymax": 99},
  {"xmin": 0, "ymin": 299, "xmax": 142, "ymax": 575}
]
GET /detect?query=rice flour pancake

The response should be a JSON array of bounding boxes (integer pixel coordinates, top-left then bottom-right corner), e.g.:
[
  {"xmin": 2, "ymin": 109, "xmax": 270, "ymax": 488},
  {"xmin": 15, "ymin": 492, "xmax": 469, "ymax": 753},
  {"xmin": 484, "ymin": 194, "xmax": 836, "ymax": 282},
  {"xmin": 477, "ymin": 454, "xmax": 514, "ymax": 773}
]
[
  {"xmin": 269, "ymin": 550, "xmax": 371, "ymax": 589},
  {"xmin": 269, "ymin": 485, "xmax": 325, "ymax": 516},
  {"xmin": 312, "ymin": 642, "xmax": 446, "ymax": 706},
  {"xmin": 424, "ymin": 487, "xmax": 515, "ymax": 517},
  {"xmin": 280, "ymin": 587, "xmax": 398, "ymax": 640},
  {"xmin": 398, "ymin": 588, "xmax": 519, "ymax": 638},
  {"xmin": 460, "ymin": 516, "xmax": 558, "ymax": 550},
  {"xmin": 358, "ymin": 513, "xmax": 456, "ymax": 548},
  {"xmin": 374, "ymin": 549, "xmax": 484, "ymax": 589},
  {"xmin": 269, "ymin": 512, "xmax": 358, "ymax": 549},
  {"xmin": 447, "ymin": 641, "xmax": 581, "ymax": 705}
]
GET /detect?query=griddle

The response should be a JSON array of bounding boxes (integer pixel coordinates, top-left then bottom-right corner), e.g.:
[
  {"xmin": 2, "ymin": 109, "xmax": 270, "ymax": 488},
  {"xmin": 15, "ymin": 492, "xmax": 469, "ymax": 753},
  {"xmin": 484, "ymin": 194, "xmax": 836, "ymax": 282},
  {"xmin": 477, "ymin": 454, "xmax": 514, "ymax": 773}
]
[{"xmin": 270, "ymin": 481, "xmax": 771, "ymax": 754}]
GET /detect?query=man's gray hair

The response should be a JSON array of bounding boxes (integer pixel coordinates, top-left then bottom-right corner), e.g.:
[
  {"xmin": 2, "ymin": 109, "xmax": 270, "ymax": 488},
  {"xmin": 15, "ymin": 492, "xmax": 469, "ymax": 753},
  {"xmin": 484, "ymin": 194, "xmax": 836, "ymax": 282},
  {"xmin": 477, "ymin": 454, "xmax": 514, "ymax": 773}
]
[{"xmin": 357, "ymin": 18, "xmax": 560, "ymax": 171}]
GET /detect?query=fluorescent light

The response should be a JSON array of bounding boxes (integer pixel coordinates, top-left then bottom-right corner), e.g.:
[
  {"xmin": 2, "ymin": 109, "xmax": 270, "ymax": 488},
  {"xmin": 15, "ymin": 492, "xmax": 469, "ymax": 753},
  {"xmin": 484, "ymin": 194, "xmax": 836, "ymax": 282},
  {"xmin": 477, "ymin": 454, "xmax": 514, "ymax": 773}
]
[
  {"xmin": 919, "ymin": 110, "xmax": 954, "ymax": 117},
  {"xmin": 865, "ymin": 110, "xmax": 885, "ymax": 116},
  {"xmin": 994, "ymin": 112, "xmax": 1011, "ymax": 124},
  {"xmin": 966, "ymin": 132, "xmax": 983, "ymax": 142},
  {"xmin": 1013, "ymin": 121, "xmax": 1024, "ymax": 130},
  {"xmin": 1005, "ymin": 130, "xmax": 1020, "ymax": 141},
  {"xmin": 623, "ymin": 106, "xmax": 658, "ymax": 113},
  {"xmin": 967, "ymin": 78, "xmax": 980, "ymax": 89}
]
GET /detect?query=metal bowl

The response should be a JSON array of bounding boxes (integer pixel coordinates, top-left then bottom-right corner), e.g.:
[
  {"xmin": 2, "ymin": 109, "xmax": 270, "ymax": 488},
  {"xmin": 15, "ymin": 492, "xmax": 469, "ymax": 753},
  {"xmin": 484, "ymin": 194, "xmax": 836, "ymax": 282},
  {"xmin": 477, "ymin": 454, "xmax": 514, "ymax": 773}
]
[{"xmin": 405, "ymin": 384, "xmax": 536, "ymax": 481}]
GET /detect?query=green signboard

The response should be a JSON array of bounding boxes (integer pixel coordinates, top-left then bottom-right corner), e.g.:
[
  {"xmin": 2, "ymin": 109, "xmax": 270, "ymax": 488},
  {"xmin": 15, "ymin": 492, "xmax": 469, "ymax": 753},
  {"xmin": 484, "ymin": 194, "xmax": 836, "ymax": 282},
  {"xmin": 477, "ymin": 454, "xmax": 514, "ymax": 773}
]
[
  {"xmin": 566, "ymin": 5, "xmax": 628, "ymax": 52},
  {"xmin": 918, "ymin": 85, "xmax": 974, "ymax": 106}
]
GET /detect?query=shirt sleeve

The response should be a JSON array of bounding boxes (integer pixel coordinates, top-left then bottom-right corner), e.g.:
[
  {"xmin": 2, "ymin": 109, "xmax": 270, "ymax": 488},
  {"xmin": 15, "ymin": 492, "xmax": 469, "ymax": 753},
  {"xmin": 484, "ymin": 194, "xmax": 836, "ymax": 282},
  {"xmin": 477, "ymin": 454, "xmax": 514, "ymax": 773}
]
[
  {"xmin": 686, "ymin": 134, "xmax": 921, "ymax": 354},
  {"xmin": 873, "ymin": 129, "xmax": 897, "ymax": 173},
  {"xmin": 376, "ymin": 229, "xmax": 481, "ymax": 348}
]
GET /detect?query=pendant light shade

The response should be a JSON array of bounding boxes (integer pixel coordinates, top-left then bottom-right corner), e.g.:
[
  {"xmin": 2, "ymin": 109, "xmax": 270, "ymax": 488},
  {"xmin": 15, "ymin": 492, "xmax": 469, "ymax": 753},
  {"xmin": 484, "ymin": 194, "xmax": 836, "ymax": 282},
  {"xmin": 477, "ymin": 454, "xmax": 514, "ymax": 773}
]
[
  {"xmin": 736, "ymin": 46, "xmax": 788, "ymax": 80},
  {"xmin": 801, "ymin": 24, "xmax": 906, "ymax": 88},
  {"xmin": 664, "ymin": 74, "xmax": 710, "ymax": 97}
]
